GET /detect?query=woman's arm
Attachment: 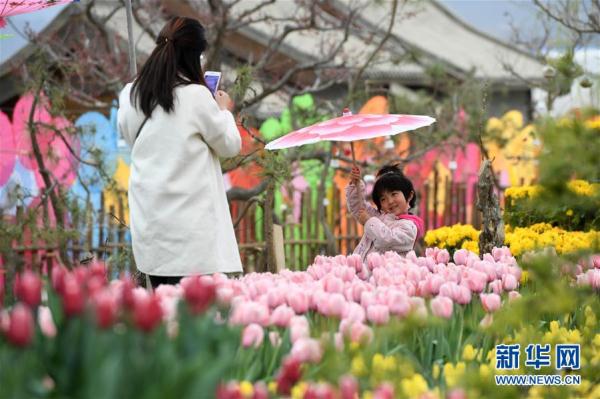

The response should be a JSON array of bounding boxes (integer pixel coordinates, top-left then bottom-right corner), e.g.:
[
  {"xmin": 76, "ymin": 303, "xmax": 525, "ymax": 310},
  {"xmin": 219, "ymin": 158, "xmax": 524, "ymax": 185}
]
[
  {"xmin": 187, "ymin": 85, "xmax": 241, "ymax": 158},
  {"xmin": 363, "ymin": 218, "xmax": 418, "ymax": 250}
]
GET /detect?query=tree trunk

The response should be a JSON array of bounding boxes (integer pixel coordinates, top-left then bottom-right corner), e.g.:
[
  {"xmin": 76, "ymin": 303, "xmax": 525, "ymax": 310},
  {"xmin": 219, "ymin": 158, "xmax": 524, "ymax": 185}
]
[
  {"xmin": 263, "ymin": 178, "xmax": 275, "ymax": 273},
  {"xmin": 476, "ymin": 160, "xmax": 505, "ymax": 256}
]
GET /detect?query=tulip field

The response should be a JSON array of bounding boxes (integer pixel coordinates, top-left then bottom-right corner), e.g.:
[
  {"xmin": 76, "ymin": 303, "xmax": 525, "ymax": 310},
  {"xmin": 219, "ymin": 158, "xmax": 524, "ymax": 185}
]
[{"xmin": 1, "ymin": 242, "xmax": 599, "ymax": 398}]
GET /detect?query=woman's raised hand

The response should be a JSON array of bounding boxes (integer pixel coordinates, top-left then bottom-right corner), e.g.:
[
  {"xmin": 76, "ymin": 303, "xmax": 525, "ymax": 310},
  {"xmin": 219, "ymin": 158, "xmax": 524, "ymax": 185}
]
[
  {"xmin": 350, "ymin": 166, "xmax": 361, "ymax": 185},
  {"xmin": 215, "ymin": 90, "xmax": 233, "ymax": 111}
]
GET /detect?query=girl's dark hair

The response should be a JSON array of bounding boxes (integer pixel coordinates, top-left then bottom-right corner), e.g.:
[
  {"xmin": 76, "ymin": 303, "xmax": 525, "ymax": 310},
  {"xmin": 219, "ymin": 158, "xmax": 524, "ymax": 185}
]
[
  {"xmin": 376, "ymin": 163, "xmax": 403, "ymax": 178},
  {"xmin": 131, "ymin": 17, "xmax": 208, "ymax": 118},
  {"xmin": 371, "ymin": 168, "xmax": 416, "ymax": 212}
]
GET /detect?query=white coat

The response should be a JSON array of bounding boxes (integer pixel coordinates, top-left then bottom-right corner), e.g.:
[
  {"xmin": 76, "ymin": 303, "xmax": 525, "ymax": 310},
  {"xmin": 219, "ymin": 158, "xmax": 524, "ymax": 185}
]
[{"xmin": 117, "ymin": 83, "xmax": 243, "ymax": 276}]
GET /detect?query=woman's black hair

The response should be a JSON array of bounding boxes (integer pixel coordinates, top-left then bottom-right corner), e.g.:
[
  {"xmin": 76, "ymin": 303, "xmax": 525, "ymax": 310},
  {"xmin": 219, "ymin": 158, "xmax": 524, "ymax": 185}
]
[
  {"xmin": 131, "ymin": 17, "xmax": 208, "ymax": 118},
  {"xmin": 371, "ymin": 167, "xmax": 416, "ymax": 212}
]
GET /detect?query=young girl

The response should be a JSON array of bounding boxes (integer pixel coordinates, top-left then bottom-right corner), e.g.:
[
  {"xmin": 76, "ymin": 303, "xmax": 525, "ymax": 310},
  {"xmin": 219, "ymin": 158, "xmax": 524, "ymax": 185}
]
[{"xmin": 346, "ymin": 164, "xmax": 424, "ymax": 261}]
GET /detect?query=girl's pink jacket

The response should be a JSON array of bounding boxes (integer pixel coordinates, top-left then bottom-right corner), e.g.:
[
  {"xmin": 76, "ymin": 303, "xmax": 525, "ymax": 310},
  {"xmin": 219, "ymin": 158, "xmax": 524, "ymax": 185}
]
[{"xmin": 346, "ymin": 181, "xmax": 424, "ymax": 262}]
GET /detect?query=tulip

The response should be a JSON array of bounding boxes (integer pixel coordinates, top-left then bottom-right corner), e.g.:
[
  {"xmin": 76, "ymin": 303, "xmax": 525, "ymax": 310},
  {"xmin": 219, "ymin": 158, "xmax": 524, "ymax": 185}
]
[
  {"xmin": 453, "ymin": 249, "xmax": 469, "ymax": 265},
  {"xmin": 588, "ymin": 269, "xmax": 600, "ymax": 289},
  {"xmin": 366, "ymin": 304, "xmax": 390, "ymax": 325},
  {"xmin": 269, "ymin": 331, "xmax": 282, "ymax": 347},
  {"xmin": 270, "ymin": 305, "xmax": 294, "ymax": 327},
  {"xmin": 241, "ymin": 323, "xmax": 264, "ymax": 348},
  {"xmin": 430, "ymin": 296, "xmax": 453, "ymax": 319},
  {"xmin": 216, "ymin": 382, "xmax": 242, "ymax": 399},
  {"xmin": 181, "ymin": 275, "xmax": 216, "ymax": 314},
  {"xmin": 51, "ymin": 265, "xmax": 68, "ymax": 294},
  {"xmin": 252, "ymin": 382, "xmax": 269, "ymax": 399},
  {"xmin": 15, "ymin": 270, "xmax": 42, "ymax": 308},
  {"xmin": 38, "ymin": 306, "xmax": 57, "ymax": 337},
  {"xmin": 436, "ymin": 249, "xmax": 450, "ymax": 264},
  {"xmin": 286, "ymin": 290, "xmax": 309, "ymax": 314},
  {"xmin": 349, "ymin": 322, "xmax": 373, "ymax": 344},
  {"xmin": 290, "ymin": 337, "xmax": 322, "ymax": 363},
  {"xmin": 480, "ymin": 293, "xmax": 502, "ymax": 313},
  {"xmin": 321, "ymin": 293, "xmax": 347, "ymax": 318},
  {"xmin": 132, "ymin": 293, "xmax": 163, "ymax": 332},
  {"xmin": 339, "ymin": 375, "xmax": 359, "ymax": 399},
  {"xmin": 373, "ymin": 382, "xmax": 394, "ymax": 399},
  {"xmin": 0, "ymin": 269, "xmax": 4, "ymax": 307},
  {"xmin": 480, "ymin": 313, "xmax": 494, "ymax": 328},
  {"xmin": 488, "ymin": 279, "xmax": 503, "ymax": 294},
  {"xmin": 6, "ymin": 303, "xmax": 34, "ymax": 347},
  {"xmin": 464, "ymin": 270, "xmax": 487, "ymax": 293},
  {"xmin": 455, "ymin": 285, "xmax": 472, "ymax": 305},
  {"xmin": 93, "ymin": 289, "xmax": 119, "ymax": 329},
  {"xmin": 508, "ymin": 291, "xmax": 521, "ymax": 302},
  {"xmin": 502, "ymin": 274, "xmax": 518, "ymax": 291},
  {"xmin": 276, "ymin": 356, "xmax": 302, "ymax": 395},
  {"xmin": 61, "ymin": 275, "xmax": 85, "ymax": 316}
]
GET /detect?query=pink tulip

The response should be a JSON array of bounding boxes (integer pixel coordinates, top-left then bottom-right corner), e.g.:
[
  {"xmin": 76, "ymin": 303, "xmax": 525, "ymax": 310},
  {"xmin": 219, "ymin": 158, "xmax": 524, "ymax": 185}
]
[
  {"xmin": 588, "ymin": 270, "xmax": 600, "ymax": 289},
  {"xmin": 216, "ymin": 287, "xmax": 234, "ymax": 305},
  {"xmin": 346, "ymin": 255, "xmax": 363, "ymax": 272},
  {"xmin": 339, "ymin": 375, "xmax": 359, "ymax": 399},
  {"xmin": 349, "ymin": 322, "xmax": 373, "ymax": 344},
  {"xmin": 0, "ymin": 269, "xmax": 4, "ymax": 308},
  {"xmin": 38, "ymin": 306, "xmax": 56, "ymax": 337},
  {"xmin": 6, "ymin": 303, "xmax": 34, "ymax": 347},
  {"xmin": 93, "ymin": 290, "xmax": 119, "ymax": 329},
  {"xmin": 231, "ymin": 302, "xmax": 270, "ymax": 327},
  {"xmin": 269, "ymin": 331, "xmax": 282, "ymax": 347},
  {"xmin": 51, "ymin": 265, "xmax": 68, "ymax": 294},
  {"xmin": 320, "ymin": 293, "xmax": 347, "ymax": 318},
  {"xmin": 366, "ymin": 304, "xmax": 390, "ymax": 325},
  {"xmin": 410, "ymin": 297, "xmax": 428, "ymax": 318},
  {"xmin": 360, "ymin": 291, "xmax": 376, "ymax": 308},
  {"xmin": 366, "ymin": 252, "xmax": 384, "ymax": 271},
  {"xmin": 287, "ymin": 290, "xmax": 309, "ymax": 314},
  {"xmin": 508, "ymin": 291, "xmax": 521, "ymax": 302},
  {"xmin": 373, "ymin": 382, "xmax": 394, "ymax": 399},
  {"xmin": 291, "ymin": 337, "xmax": 322, "ymax": 363},
  {"xmin": 430, "ymin": 296, "xmax": 453, "ymax": 319},
  {"xmin": 453, "ymin": 249, "xmax": 469, "ymax": 265},
  {"xmin": 502, "ymin": 274, "xmax": 518, "ymax": 291},
  {"xmin": 270, "ymin": 304, "xmax": 295, "ymax": 327},
  {"xmin": 181, "ymin": 275, "xmax": 216, "ymax": 314},
  {"xmin": 132, "ymin": 293, "xmax": 163, "ymax": 332},
  {"xmin": 333, "ymin": 332, "xmax": 344, "ymax": 351},
  {"xmin": 593, "ymin": 255, "xmax": 600, "ymax": 269},
  {"xmin": 15, "ymin": 270, "xmax": 42, "ymax": 308},
  {"xmin": 447, "ymin": 388, "xmax": 468, "ymax": 399},
  {"xmin": 480, "ymin": 293, "xmax": 502, "ymax": 313},
  {"xmin": 343, "ymin": 302, "xmax": 366, "ymax": 323},
  {"xmin": 455, "ymin": 285, "xmax": 472, "ymax": 305},
  {"xmin": 253, "ymin": 382, "xmax": 269, "ymax": 399},
  {"xmin": 290, "ymin": 321, "xmax": 310, "ymax": 343},
  {"xmin": 464, "ymin": 270, "xmax": 487, "ymax": 293},
  {"xmin": 480, "ymin": 313, "xmax": 494, "ymax": 328},
  {"xmin": 61, "ymin": 275, "xmax": 85, "ymax": 316},
  {"xmin": 323, "ymin": 275, "xmax": 344, "ymax": 294},
  {"xmin": 488, "ymin": 279, "xmax": 503, "ymax": 294},
  {"xmin": 242, "ymin": 323, "xmax": 264, "ymax": 348},
  {"xmin": 436, "ymin": 249, "xmax": 450, "ymax": 264},
  {"xmin": 267, "ymin": 288, "xmax": 286, "ymax": 308}
]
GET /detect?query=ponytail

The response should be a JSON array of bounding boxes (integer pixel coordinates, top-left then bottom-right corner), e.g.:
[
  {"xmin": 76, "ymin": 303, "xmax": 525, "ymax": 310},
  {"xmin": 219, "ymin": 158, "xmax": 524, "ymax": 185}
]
[{"xmin": 131, "ymin": 17, "xmax": 208, "ymax": 118}]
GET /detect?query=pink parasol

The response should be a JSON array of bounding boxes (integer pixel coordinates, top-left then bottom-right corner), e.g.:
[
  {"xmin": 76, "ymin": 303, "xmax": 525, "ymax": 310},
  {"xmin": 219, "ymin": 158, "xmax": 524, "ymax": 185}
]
[
  {"xmin": 264, "ymin": 108, "xmax": 435, "ymax": 164},
  {"xmin": 0, "ymin": 1, "xmax": 77, "ymax": 28}
]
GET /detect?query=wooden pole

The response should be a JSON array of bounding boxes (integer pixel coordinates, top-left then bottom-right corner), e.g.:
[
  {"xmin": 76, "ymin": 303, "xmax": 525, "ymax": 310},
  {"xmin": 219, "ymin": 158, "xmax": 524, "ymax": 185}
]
[{"xmin": 125, "ymin": 0, "xmax": 137, "ymax": 78}]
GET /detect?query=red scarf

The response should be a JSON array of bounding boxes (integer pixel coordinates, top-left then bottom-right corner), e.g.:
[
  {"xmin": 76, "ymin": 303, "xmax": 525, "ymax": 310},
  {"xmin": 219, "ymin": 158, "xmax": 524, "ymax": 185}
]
[{"xmin": 396, "ymin": 214, "xmax": 425, "ymax": 239}]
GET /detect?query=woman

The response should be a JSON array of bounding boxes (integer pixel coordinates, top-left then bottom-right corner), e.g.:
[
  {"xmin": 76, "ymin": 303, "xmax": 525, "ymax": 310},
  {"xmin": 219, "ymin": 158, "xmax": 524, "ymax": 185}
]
[{"xmin": 118, "ymin": 17, "xmax": 242, "ymax": 287}]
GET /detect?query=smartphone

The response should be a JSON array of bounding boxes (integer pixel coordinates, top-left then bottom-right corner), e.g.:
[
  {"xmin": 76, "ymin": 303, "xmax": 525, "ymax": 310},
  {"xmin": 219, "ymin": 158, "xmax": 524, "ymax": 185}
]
[{"xmin": 204, "ymin": 71, "xmax": 221, "ymax": 96}]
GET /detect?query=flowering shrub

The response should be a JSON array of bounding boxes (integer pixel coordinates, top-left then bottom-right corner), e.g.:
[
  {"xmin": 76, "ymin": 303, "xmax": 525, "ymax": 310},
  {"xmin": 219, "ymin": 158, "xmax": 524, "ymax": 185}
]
[
  {"xmin": 505, "ymin": 180, "xmax": 600, "ymax": 231},
  {"xmin": 426, "ymin": 223, "xmax": 600, "ymax": 257}
]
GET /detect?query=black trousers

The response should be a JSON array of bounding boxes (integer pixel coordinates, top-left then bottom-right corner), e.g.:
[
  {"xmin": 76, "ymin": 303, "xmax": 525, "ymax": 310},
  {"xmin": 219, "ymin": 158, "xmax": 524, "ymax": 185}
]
[{"xmin": 148, "ymin": 275, "xmax": 182, "ymax": 289}]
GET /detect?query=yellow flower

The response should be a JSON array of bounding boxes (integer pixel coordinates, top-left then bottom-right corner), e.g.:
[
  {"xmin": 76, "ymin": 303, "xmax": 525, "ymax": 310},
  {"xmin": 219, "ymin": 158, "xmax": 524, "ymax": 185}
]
[
  {"xmin": 351, "ymin": 355, "xmax": 368, "ymax": 377},
  {"xmin": 432, "ymin": 364, "xmax": 440, "ymax": 379},
  {"xmin": 268, "ymin": 381, "xmax": 277, "ymax": 395},
  {"xmin": 566, "ymin": 209, "xmax": 574, "ymax": 216},
  {"xmin": 362, "ymin": 391, "xmax": 374, "ymax": 399},
  {"xmin": 462, "ymin": 344, "xmax": 477, "ymax": 361},
  {"xmin": 239, "ymin": 381, "xmax": 254, "ymax": 398},
  {"xmin": 479, "ymin": 364, "xmax": 491, "ymax": 379},
  {"xmin": 291, "ymin": 382, "xmax": 308, "ymax": 399},
  {"xmin": 443, "ymin": 362, "xmax": 466, "ymax": 388},
  {"xmin": 401, "ymin": 374, "xmax": 429, "ymax": 398},
  {"xmin": 520, "ymin": 270, "xmax": 529, "ymax": 285}
]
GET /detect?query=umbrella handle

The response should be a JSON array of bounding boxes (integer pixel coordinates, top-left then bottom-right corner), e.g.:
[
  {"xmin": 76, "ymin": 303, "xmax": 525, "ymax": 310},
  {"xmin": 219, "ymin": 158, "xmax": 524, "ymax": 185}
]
[{"xmin": 350, "ymin": 142, "xmax": 356, "ymax": 166}]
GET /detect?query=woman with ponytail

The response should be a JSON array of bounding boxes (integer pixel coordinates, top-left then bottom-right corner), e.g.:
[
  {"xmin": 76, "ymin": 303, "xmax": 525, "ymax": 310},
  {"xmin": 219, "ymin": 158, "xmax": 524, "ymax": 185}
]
[{"xmin": 118, "ymin": 17, "xmax": 242, "ymax": 287}]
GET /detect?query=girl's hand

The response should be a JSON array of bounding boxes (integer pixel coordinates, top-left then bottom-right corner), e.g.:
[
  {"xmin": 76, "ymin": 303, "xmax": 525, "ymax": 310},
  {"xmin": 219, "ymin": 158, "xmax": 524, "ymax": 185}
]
[
  {"xmin": 215, "ymin": 90, "xmax": 233, "ymax": 111},
  {"xmin": 350, "ymin": 166, "xmax": 361, "ymax": 185},
  {"xmin": 357, "ymin": 209, "xmax": 370, "ymax": 225}
]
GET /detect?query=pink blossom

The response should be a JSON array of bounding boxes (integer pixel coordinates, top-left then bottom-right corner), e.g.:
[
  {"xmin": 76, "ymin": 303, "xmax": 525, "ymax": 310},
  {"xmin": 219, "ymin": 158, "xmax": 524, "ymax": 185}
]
[
  {"xmin": 455, "ymin": 285, "xmax": 472, "ymax": 305},
  {"xmin": 6, "ymin": 303, "xmax": 34, "ymax": 347},
  {"xmin": 93, "ymin": 289, "xmax": 119, "ymax": 328},
  {"xmin": 453, "ymin": 249, "xmax": 469, "ymax": 265},
  {"xmin": 480, "ymin": 313, "xmax": 494, "ymax": 328},
  {"xmin": 339, "ymin": 375, "xmax": 359, "ymax": 399},
  {"xmin": 38, "ymin": 306, "xmax": 57, "ymax": 337},
  {"xmin": 343, "ymin": 302, "xmax": 366, "ymax": 323},
  {"xmin": 229, "ymin": 301, "xmax": 270, "ymax": 326},
  {"xmin": 366, "ymin": 252, "xmax": 384, "ymax": 270},
  {"xmin": 373, "ymin": 382, "xmax": 394, "ymax": 399},
  {"xmin": 267, "ymin": 287, "xmax": 286, "ymax": 308},
  {"xmin": 436, "ymin": 249, "xmax": 450, "ymax": 264},
  {"xmin": 480, "ymin": 293, "xmax": 502, "ymax": 313},
  {"xmin": 366, "ymin": 304, "xmax": 390, "ymax": 325},
  {"xmin": 14, "ymin": 270, "xmax": 42, "ymax": 308},
  {"xmin": 588, "ymin": 269, "xmax": 600, "ymax": 289},
  {"xmin": 502, "ymin": 274, "xmax": 518, "ymax": 291},
  {"xmin": 286, "ymin": 290, "xmax": 309, "ymax": 314},
  {"xmin": 410, "ymin": 297, "xmax": 428, "ymax": 318},
  {"xmin": 508, "ymin": 291, "xmax": 521, "ymax": 302},
  {"xmin": 242, "ymin": 323, "xmax": 264, "ymax": 348},
  {"xmin": 323, "ymin": 275, "xmax": 344, "ymax": 294},
  {"xmin": 270, "ymin": 305, "xmax": 295, "ymax": 327},
  {"xmin": 269, "ymin": 331, "xmax": 282, "ymax": 347},
  {"xmin": 215, "ymin": 287, "xmax": 234, "ymax": 305},
  {"xmin": 349, "ymin": 322, "xmax": 373, "ymax": 344},
  {"xmin": 346, "ymin": 254, "xmax": 363, "ymax": 272},
  {"xmin": 488, "ymin": 279, "xmax": 503, "ymax": 294},
  {"xmin": 291, "ymin": 337, "xmax": 322, "ymax": 363},
  {"xmin": 334, "ymin": 332, "xmax": 344, "ymax": 351},
  {"xmin": 430, "ymin": 296, "xmax": 453, "ymax": 319},
  {"xmin": 387, "ymin": 292, "xmax": 411, "ymax": 317},
  {"xmin": 464, "ymin": 270, "xmax": 488, "ymax": 293}
]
